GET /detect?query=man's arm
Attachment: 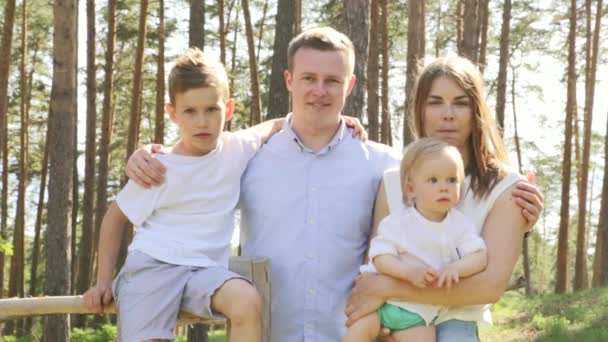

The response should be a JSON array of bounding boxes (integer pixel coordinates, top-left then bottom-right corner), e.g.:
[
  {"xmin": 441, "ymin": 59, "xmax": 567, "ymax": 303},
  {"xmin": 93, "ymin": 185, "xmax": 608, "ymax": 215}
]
[
  {"xmin": 246, "ymin": 118, "xmax": 285, "ymax": 144},
  {"xmin": 82, "ymin": 202, "xmax": 129, "ymax": 312},
  {"xmin": 346, "ymin": 184, "xmax": 526, "ymax": 325}
]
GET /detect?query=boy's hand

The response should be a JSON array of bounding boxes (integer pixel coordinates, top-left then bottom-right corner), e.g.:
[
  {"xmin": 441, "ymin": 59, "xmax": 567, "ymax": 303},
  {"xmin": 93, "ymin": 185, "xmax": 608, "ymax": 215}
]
[
  {"xmin": 407, "ymin": 264, "xmax": 438, "ymax": 288},
  {"xmin": 437, "ymin": 265, "xmax": 460, "ymax": 289},
  {"xmin": 83, "ymin": 284, "xmax": 114, "ymax": 314},
  {"xmin": 342, "ymin": 115, "xmax": 368, "ymax": 142},
  {"xmin": 125, "ymin": 144, "xmax": 167, "ymax": 188}
]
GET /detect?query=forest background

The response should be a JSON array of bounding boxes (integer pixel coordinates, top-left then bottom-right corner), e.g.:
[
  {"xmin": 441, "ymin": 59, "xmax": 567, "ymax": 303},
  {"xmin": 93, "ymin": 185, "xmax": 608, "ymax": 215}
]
[{"xmin": 0, "ymin": 0, "xmax": 607, "ymax": 340}]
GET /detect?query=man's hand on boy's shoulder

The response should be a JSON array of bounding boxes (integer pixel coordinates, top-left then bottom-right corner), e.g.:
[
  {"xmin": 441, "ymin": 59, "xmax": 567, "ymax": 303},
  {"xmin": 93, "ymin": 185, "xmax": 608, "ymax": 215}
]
[
  {"xmin": 342, "ymin": 115, "xmax": 368, "ymax": 142},
  {"xmin": 82, "ymin": 284, "xmax": 114, "ymax": 314},
  {"xmin": 126, "ymin": 144, "xmax": 167, "ymax": 188}
]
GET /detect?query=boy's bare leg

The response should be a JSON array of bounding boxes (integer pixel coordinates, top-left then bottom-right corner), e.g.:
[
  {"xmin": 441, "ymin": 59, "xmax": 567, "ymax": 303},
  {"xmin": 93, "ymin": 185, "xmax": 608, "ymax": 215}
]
[
  {"xmin": 392, "ymin": 325, "xmax": 435, "ymax": 342},
  {"xmin": 211, "ymin": 278, "xmax": 262, "ymax": 342},
  {"xmin": 343, "ymin": 312, "xmax": 381, "ymax": 342}
]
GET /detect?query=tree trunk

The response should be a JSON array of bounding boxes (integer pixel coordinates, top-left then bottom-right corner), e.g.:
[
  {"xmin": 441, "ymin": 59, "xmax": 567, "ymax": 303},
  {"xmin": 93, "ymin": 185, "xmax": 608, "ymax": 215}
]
[
  {"xmin": 73, "ymin": 0, "xmax": 97, "ymax": 328},
  {"xmin": 510, "ymin": 63, "xmax": 531, "ymax": 296},
  {"xmin": 592, "ymin": 113, "xmax": 608, "ymax": 286},
  {"xmin": 155, "ymin": 0, "xmax": 165, "ymax": 144},
  {"xmin": 219, "ymin": 0, "xmax": 226, "ymax": 64},
  {"xmin": 255, "ymin": 0, "xmax": 268, "ymax": 62},
  {"xmin": 495, "ymin": 0, "xmax": 511, "ymax": 133},
  {"xmin": 242, "ymin": 0, "xmax": 262, "ymax": 125},
  {"xmin": 574, "ymin": 0, "xmax": 601, "ymax": 291},
  {"xmin": 25, "ymin": 116, "xmax": 49, "ymax": 335},
  {"xmin": 294, "ymin": 0, "xmax": 301, "ymax": 34},
  {"xmin": 187, "ymin": 325, "xmax": 209, "ymax": 342},
  {"xmin": 555, "ymin": 0, "xmax": 577, "ymax": 294},
  {"xmin": 591, "ymin": 0, "xmax": 605, "ymax": 287},
  {"xmin": 367, "ymin": 0, "xmax": 379, "ymax": 142},
  {"xmin": 93, "ymin": 0, "xmax": 117, "ymax": 286},
  {"xmin": 120, "ymin": 0, "xmax": 149, "ymax": 270},
  {"xmin": 0, "ymin": 0, "xmax": 17, "ymax": 300},
  {"xmin": 229, "ymin": 3, "xmax": 239, "ymax": 99},
  {"xmin": 404, "ymin": 0, "xmax": 425, "ymax": 146},
  {"xmin": 342, "ymin": 0, "xmax": 369, "ymax": 120},
  {"xmin": 5, "ymin": 3, "xmax": 28, "ymax": 334},
  {"xmin": 43, "ymin": 0, "xmax": 78, "ymax": 339},
  {"xmin": 461, "ymin": 0, "xmax": 478, "ymax": 62},
  {"xmin": 456, "ymin": 0, "xmax": 463, "ymax": 54},
  {"xmin": 189, "ymin": 0, "xmax": 205, "ymax": 50},
  {"xmin": 380, "ymin": 0, "xmax": 390, "ymax": 145},
  {"xmin": 477, "ymin": 0, "xmax": 488, "ymax": 72},
  {"xmin": 266, "ymin": 0, "xmax": 295, "ymax": 119},
  {"xmin": 70, "ymin": 3, "xmax": 80, "ymax": 296}
]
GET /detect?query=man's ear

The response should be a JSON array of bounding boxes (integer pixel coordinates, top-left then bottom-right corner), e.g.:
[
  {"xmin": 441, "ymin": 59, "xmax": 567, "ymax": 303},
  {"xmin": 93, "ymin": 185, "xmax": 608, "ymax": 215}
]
[
  {"xmin": 225, "ymin": 99, "xmax": 235, "ymax": 121},
  {"xmin": 166, "ymin": 103, "xmax": 177, "ymax": 123},
  {"xmin": 346, "ymin": 74, "xmax": 357, "ymax": 96},
  {"xmin": 284, "ymin": 70, "xmax": 293, "ymax": 92}
]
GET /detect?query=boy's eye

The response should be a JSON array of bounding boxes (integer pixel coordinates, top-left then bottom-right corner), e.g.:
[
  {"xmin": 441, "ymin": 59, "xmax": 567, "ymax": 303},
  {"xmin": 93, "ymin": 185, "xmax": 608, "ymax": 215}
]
[
  {"xmin": 428, "ymin": 177, "xmax": 438, "ymax": 183},
  {"xmin": 455, "ymin": 101, "xmax": 470, "ymax": 107},
  {"xmin": 206, "ymin": 107, "xmax": 219, "ymax": 113},
  {"xmin": 448, "ymin": 177, "xmax": 458, "ymax": 183}
]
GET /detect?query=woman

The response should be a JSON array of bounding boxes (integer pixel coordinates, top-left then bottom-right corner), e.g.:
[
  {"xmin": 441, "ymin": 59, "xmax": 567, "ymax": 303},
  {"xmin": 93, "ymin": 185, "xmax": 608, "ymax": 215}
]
[{"xmin": 345, "ymin": 55, "xmax": 543, "ymax": 341}]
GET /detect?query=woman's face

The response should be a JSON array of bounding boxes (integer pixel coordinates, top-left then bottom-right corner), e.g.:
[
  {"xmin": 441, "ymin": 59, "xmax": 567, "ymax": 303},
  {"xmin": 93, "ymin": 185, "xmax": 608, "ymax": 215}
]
[{"xmin": 423, "ymin": 76, "xmax": 473, "ymax": 152}]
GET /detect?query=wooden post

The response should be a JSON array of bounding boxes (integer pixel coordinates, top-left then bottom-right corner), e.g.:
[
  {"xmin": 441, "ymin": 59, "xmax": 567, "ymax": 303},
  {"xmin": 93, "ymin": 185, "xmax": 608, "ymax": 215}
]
[{"xmin": 229, "ymin": 256, "xmax": 271, "ymax": 342}]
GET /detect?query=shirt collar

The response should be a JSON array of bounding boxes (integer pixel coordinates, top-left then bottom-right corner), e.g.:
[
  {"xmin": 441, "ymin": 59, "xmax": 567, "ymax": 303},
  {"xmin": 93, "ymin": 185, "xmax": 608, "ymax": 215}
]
[{"xmin": 283, "ymin": 112, "xmax": 348, "ymax": 155}]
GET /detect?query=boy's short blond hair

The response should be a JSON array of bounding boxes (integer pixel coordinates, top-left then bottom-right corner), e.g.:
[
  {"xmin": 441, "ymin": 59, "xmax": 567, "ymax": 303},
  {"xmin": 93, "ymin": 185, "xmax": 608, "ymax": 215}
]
[
  {"xmin": 168, "ymin": 48, "xmax": 230, "ymax": 104},
  {"xmin": 287, "ymin": 27, "xmax": 355, "ymax": 74},
  {"xmin": 400, "ymin": 138, "xmax": 465, "ymax": 206}
]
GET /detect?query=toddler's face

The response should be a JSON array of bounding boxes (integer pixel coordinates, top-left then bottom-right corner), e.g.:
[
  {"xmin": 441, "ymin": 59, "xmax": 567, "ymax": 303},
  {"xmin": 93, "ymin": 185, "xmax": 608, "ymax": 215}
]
[{"xmin": 406, "ymin": 150, "xmax": 462, "ymax": 221}]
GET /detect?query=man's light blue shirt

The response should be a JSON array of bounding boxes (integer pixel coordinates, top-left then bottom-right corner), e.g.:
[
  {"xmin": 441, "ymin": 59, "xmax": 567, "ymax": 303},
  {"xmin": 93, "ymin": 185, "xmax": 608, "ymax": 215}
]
[{"xmin": 239, "ymin": 114, "xmax": 400, "ymax": 342}]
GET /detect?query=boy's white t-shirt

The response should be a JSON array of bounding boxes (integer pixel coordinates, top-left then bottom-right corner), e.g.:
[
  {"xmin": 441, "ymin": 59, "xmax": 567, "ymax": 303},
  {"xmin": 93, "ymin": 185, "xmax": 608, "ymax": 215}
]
[
  {"xmin": 116, "ymin": 130, "xmax": 261, "ymax": 268},
  {"xmin": 382, "ymin": 168, "xmax": 523, "ymax": 325},
  {"xmin": 363, "ymin": 206, "xmax": 486, "ymax": 324}
]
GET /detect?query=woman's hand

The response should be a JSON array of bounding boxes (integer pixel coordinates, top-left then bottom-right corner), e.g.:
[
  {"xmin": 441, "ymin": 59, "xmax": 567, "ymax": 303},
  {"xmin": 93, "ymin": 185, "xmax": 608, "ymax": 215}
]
[
  {"xmin": 125, "ymin": 144, "xmax": 167, "ymax": 188},
  {"xmin": 345, "ymin": 273, "xmax": 392, "ymax": 327}
]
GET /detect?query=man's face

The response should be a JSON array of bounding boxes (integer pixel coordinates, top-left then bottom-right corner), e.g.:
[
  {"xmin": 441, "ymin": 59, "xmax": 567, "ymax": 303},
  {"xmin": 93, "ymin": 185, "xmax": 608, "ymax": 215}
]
[
  {"xmin": 284, "ymin": 47, "xmax": 356, "ymax": 129},
  {"xmin": 166, "ymin": 87, "xmax": 234, "ymax": 156}
]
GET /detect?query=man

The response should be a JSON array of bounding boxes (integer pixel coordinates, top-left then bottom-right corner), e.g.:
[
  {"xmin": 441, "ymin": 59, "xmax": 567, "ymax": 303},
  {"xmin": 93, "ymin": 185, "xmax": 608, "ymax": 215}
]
[{"xmin": 237, "ymin": 27, "xmax": 400, "ymax": 341}]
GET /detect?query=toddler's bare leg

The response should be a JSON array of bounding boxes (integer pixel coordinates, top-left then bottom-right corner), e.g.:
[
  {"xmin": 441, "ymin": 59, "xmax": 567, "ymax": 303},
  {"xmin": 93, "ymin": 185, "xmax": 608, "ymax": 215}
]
[
  {"xmin": 392, "ymin": 325, "xmax": 435, "ymax": 342},
  {"xmin": 211, "ymin": 279, "xmax": 262, "ymax": 342},
  {"xmin": 343, "ymin": 312, "xmax": 381, "ymax": 342}
]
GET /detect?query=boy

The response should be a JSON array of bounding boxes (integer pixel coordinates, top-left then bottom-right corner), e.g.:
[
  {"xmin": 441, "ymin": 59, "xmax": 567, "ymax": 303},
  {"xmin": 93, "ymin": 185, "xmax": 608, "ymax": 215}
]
[{"xmin": 83, "ymin": 48, "xmax": 280, "ymax": 342}]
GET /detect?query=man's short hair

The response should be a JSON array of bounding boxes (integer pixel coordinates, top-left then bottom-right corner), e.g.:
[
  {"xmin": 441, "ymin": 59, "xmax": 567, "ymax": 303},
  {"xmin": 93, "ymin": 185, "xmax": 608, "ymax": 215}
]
[
  {"xmin": 168, "ymin": 48, "xmax": 230, "ymax": 104},
  {"xmin": 287, "ymin": 27, "xmax": 355, "ymax": 74}
]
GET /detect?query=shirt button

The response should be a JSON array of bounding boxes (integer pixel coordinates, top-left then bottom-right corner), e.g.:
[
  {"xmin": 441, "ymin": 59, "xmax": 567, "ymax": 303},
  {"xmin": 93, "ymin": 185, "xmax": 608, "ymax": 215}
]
[
  {"xmin": 308, "ymin": 288, "xmax": 316, "ymax": 295},
  {"xmin": 311, "ymin": 187, "xmax": 317, "ymax": 192},
  {"xmin": 308, "ymin": 218, "xmax": 315, "ymax": 224},
  {"xmin": 304, "ymin": 323, "xmax": 313, "ymax": 329},
  {"xmin": 307, "ymin": 253, "xmax": 314, "ymax": 259}
]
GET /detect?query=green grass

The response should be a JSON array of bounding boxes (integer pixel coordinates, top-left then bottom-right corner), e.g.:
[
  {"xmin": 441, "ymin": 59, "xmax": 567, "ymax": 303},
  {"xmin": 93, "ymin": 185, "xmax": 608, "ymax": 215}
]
[{"xmin": 479, "ymin": 287, "xmax": 608, "ymax": 341}]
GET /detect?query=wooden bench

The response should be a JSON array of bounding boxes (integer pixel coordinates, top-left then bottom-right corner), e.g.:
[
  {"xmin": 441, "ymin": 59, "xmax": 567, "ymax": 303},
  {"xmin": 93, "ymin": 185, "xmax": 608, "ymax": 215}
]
[{"xmin": 0, "ymin": 256, "xmax": 271, "ymax": 341}]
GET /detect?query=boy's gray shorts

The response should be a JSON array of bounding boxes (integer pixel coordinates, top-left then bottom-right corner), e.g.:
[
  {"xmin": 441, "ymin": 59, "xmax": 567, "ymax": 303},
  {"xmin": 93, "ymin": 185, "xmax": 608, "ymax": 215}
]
[{"xmin": 111, "ymin": 250, "xmax": 247, "ymax": 341}]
